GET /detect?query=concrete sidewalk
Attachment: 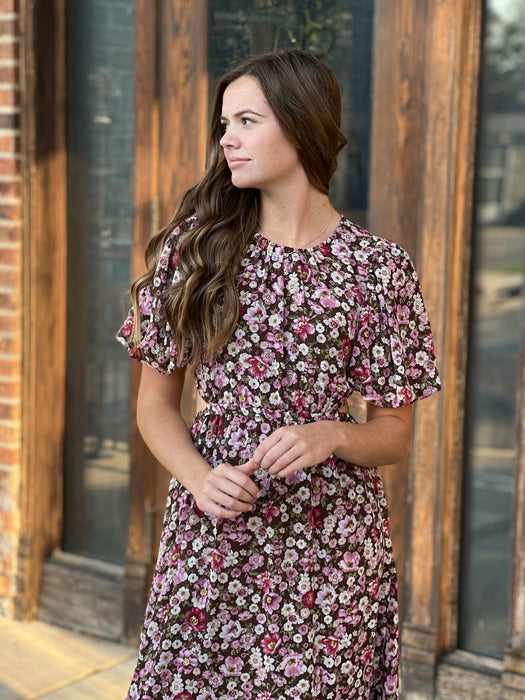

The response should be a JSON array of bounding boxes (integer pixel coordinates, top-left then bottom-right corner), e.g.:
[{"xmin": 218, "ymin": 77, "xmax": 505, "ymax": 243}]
[{"xmin": 0, "ymin": 619, "xmax": 136, "ymax": 699}]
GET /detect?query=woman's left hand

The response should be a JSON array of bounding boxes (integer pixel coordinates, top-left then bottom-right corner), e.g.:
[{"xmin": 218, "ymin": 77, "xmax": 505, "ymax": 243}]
[{"xmin": 251, "ymin": 422, "xmax": 338, "ymax": 478}]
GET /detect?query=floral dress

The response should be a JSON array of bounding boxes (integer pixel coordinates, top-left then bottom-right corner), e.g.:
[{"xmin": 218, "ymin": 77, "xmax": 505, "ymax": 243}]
[{"xmin": 117, "ymin": 216, "xmax": 440, "ymax": 700}]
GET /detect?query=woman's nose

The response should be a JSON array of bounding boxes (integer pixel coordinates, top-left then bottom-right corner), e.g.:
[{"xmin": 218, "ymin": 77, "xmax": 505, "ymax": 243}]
[{"xmin": 220, "ymin": 126, "xmax": 239, "ymax": 148}]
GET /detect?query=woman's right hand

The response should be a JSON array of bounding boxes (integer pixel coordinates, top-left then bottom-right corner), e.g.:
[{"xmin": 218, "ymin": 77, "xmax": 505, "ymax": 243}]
[{"xmin": 194, "ymin": 460, "xmax": 260, "ymax": 519}]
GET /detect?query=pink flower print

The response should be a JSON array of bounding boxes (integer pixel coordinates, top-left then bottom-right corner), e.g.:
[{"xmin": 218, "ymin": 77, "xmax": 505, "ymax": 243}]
[
  {"xmin": 358, "ymin": 325, "xmax": 374, "ymax": 348},
  {"xmin": 245, "ymin": 302, "xmax": 268, "ymax": 328},
  {"xmin": 302, "ymin": 589, "xmax": 314, "ymax": 609},
  {"xmin": 281, "ymin": 652, "xmax": 307, "ymax": 677},
  {"xmin": 261, "ymin": 500, "xmax": 280, "ymax": 524},
  {"xmin": 185, "ymin": 607, "xmax": 206, "ymax": 631},
  {"xmin": 308, "ymin": 507, "xmax": 323, "ymax": 528},
  {"xmin": 341, "ymin": 337, "xmax": 352, "ymax": 362},
  {"xmin": 255, "ymin": 570, "xmax": 272, "ymax": 593},
  {"xmin": 353, "ymin": 364, "xmax": 371, "ymax": 385},
  {"xmin": 261, "ymin": 632, "xmax": 281, "ymax": 654},
  {"xmin": 297, "ymin": 263, "xmax": 311, "ymax": 281},
  {"xmin": 174, "ymin": 693, "xmax": 194, "ymax": 700},
  {"xmin": 262, "ymin": 592, "xmax": 282, "ymax": 613},
  {"xmin": 385, "ymin": 674, "xmax": 399, "ymax": 695},
  {"xmin": 255, "ymin": 693, "xmax": 274, "ymax": 700},
  {"xmin": 221, "ymin": 655, "xmax": 243, "ymax": 676},
  {"xmin": 168, "ymin": 545, "xmax": 182, "ymax": 565},
  {"xmin": 247, "ymin": 356, "xmax": 269, "ymax": 379},
  {"xmin": 210, "ymin": 414, "xmax": 223, "ymax": 436},
  {"xmin": 290, "ymin": 389, "xmax": 307, "ymax": 411},
  {"xmin": 292, "ymin": 316, "xmax": 315, "ymax": 340},
  {"xmin": 340, "ymin": 550, "xmax": 360, "ymax": 572},
  {"xmin": 312, "ymin": 665, "xmax": 330, "ymax": 692},
  {"xmin": 313, "ymin": 287, "xmax": 337, "ymax": 308},
  {"xmin": 174, "ymin": 648, "xmax": 199, "ymax": 674},
  {"xmin": 396, "ymin": 304, "xmax": 410, "ymax": 325},
  {"xmin": 400, "ymin": 385, "xmax": 415, "ymax": 404},
  {"xmin": 210, "ymin": 550, "xmax": 223, "ymax": 571},
  {"xmin": 193, "ymin": 578, "xmax": 211, "ymax": 607},
  {"xmin": 322, "ymin": 637, "xmax": 339, "ymax": 657}
]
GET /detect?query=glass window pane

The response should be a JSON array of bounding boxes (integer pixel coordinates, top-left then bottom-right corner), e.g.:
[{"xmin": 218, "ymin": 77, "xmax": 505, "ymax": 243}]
[
  {"xmin": 63, "ymin": 0, "xmax": 135, "ymax": 565},
  {"xmin": 459, "ymin": 0, "xmax": 525, "ymax": 658},
  {"xmin": 208, "ymin": 0, "xmax": 375, "ymax": 225}
]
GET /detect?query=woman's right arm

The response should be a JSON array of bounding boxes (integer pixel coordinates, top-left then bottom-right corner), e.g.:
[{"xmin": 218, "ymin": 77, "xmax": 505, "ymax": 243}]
[{"xmin": 137, "ymin": 364, "xmax": 259, "ymax": 518}]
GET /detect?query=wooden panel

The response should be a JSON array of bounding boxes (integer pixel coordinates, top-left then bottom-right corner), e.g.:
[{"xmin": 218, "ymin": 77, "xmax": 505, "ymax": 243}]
[
  {"xmin": 152, "ymin": 0, "xmax": 208, "ymax": 559},
  {"xmin": 436, "ymin": 0, "xmax": 483, "ymax": 656},
  {"xmin": 18, "ymin": 0, "xmax": 67, "ymax": 619},
  {"xmin": 368, "ymin": 0, "xmax": 426, "ymax": 622},
  {"xmin": 123, "ymin": 0, "xmax": 160, "ymax": 645},
  {"xmin": 436, "ymin": 651, "xmax": 502, "ymax": 699},
  {"xmin": 124, "ymin": 0, "xmax": 209, "ymax": 643},
  {"xmin": 369, "ymin": 0, "xmax": 483, "ymax": 693},
  {"xmin": 37, "ymin": 551, "xmax": 124, "ymax": 642}
]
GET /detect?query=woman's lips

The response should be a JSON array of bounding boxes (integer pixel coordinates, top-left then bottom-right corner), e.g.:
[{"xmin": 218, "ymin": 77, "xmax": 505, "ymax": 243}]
[{"xmin": 227, "ymin": 158, "xmax": 249, "ymax": 169}]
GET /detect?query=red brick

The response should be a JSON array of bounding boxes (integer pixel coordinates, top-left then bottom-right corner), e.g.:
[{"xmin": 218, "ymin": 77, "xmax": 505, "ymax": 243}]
[
  {"xmin": 0, "ymin": 157, "xmax": 19, "ymax": 176},
  {"xmin": 0, "ymin": 421, "xmax": 20, "ymax": 444},
  {"xmin": 0, "ymin": 245, "xmax": 20, "ymax": 263},
  {"xmin": 0, "ymin": 266, "xmax": 18, "ymax": 287},
  {"xmin": 0, "ymin": 18, "xmax": 18, "ymax": 35},
  {"xmin": 0, "ymin": 201, "xmax": 20, "ymax": 220},
  {"xmin": 0, "ymin": 89, "xmax": 19, "ymax": 107},
  {"xmin": 0, "ymin": 402, "xmax": 20, "ymax": 421},
  {"xmin": 0, "ymin": 179, "xmax": 20, "ymax": 197},
  {"xmin": 0, "ymin": 0, "xmax": 19, "ymax": 12},
  {"xmin": 0, "ymin": 377, "xmax": 20, "ymax": 398},
  {"xmin": 0, "ymin": 290, "xmax": 18, "ymax": 311},
  {"xmin": 0, "ymin": 42, "xmax": 18, "ymax": 62},
  {"xmin": 0, "ymin": 356, "xmax": 21, "ymax": 378},
  {"xmin": 0, "ymin": 65, "xmax": 18, "ymax": 83},
  {"xmin": 0, "ymin": 132, "xmax": 20, "ymax": 152},
  {"xmin": 0, "ymin": 444, "xmax": 20, "ymax": 466},
  {"xmin": 0, "ymin": 332, "xmax": 20, "ymax": 354}
]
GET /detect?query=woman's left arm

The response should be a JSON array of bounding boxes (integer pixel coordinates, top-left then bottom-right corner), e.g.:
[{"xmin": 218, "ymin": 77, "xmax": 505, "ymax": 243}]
[{"xmin": 250, "ymin": 403, "xmax": 413, "ymax": 477}]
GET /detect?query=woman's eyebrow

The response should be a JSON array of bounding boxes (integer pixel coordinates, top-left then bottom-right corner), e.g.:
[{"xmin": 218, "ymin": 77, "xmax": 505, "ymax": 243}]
[{"xmin": 220, "ymin": 109, "xmax": 266, "ymax": 120}]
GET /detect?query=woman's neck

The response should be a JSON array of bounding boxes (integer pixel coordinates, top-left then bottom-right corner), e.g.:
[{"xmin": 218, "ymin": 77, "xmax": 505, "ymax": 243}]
[{"xmin": 258, "ymin": 188, "xmax": 339, "ymax": 249}]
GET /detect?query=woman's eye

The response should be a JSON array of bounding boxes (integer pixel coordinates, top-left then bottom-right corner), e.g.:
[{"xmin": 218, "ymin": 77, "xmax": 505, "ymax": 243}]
[
  {"xmin": 220, "ymin": 122, "xmax": 229, "ymax": 134},
  {"xmin": 242, "ymin": 117, "xmax": 254, "ymax": 125}
]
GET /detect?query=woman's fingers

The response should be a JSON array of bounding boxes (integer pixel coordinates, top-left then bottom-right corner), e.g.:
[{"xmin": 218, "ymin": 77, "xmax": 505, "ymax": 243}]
[{"xmin": 195, "ymin": 462, "xmax": 260, "ymax": 518}]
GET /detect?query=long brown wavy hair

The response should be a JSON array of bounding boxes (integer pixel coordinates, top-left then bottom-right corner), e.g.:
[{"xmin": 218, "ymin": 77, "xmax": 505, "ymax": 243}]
[{"xmin": 130, "ymin": 48, "xmax": 347, "ymax": 371}]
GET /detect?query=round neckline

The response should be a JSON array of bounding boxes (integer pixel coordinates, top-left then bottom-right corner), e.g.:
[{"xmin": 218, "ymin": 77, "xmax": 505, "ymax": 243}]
[{"xmin": 255, "ymin": 215, "xmax": 344, "ymax": 254}]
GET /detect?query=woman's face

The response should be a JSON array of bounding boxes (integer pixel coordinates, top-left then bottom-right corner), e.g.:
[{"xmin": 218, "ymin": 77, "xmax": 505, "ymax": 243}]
[{"xmin": 219, "ymin": 76, "xmax": 304, "ymax": 193}]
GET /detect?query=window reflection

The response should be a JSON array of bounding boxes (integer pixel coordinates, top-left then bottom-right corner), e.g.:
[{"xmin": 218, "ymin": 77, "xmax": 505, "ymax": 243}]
[
  {"xmin": 460, "ymin": 0, "xmax": 525, "ymax": 658},
  {"xmin": 63, "ymin": 0, "xmax": 135, "ymax": 565},
  {"xmin": 208, "ymin": 0, "xmax": 375, "ymax": 224}
]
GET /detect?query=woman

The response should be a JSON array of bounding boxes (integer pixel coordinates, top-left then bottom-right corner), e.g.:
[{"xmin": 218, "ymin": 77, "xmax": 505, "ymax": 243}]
[{"xmin": 118, "ymin": 48, "xmax": 440, "ymax": 699}]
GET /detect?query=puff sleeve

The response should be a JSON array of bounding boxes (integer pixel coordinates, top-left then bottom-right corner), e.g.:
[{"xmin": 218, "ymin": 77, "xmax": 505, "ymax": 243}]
[
  {"xmin": 347, "ymin": 239, "xmax": 441, "ymax": 407},
  {"xmin": 116, "ymin": 223, "xmax": 187, "ymax": 375}
]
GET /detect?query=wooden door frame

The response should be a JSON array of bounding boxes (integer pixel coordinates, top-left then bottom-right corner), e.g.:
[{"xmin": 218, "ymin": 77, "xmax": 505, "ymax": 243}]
[
  {"xmin": 18, "ymin": 0, "xmax": 67, "ymax": 620},
  {"xmin": 370, "ymin": 0, "xmax": 525, "ymax": 695},
  {"xmin": 123, "ymin": 0, "xmax": 208, "ymax": 644}
]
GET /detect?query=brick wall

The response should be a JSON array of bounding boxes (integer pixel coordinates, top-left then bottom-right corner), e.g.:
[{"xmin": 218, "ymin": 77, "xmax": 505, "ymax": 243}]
[{"xmin": 0, "ymin": 0, "xmax": 21, "ymax": 618}]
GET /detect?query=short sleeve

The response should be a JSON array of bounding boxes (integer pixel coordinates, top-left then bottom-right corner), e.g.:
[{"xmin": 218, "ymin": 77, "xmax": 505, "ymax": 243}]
[
  {"xmin": 116, "ymin": 222, "xmax": 189, "ymax": 374},
  {"xmin": 347, "ymin": 240, "xmax": 441, "ymax": 407}
]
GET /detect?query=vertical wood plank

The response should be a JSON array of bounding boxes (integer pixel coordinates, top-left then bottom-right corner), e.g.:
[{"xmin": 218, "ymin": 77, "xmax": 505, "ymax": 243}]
[
  {"xmin": 369, "ymin": 0, "xmax": 483, "ymax": 693},
  {"xmin": 123, "ymin": 0, "xmax": 159, "ymax": 645},
  {"xmin": 152, "ymin": 0, "xmax": 208, "ymax": 550},
  {"xmin": 368, "ymin": 0, "xmax": 427, "ymax": 627},
  {"xmin": 18, "ymin": 0, "xmax": 67, "ymax": 618},
  {"xmin": 437, "ymin": 0, "xmax": 483, "ymax": 656}
]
